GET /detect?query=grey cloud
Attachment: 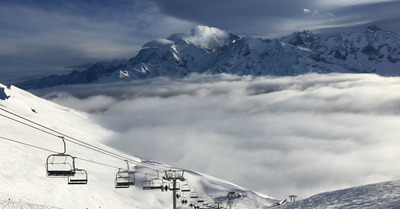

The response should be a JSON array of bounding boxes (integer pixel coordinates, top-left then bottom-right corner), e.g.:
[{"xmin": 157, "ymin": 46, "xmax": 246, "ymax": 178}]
[
  {"xmin": 36, "ymin": 73, "xmax": 400, "ymax": 199},
  {"xmin": 0, "ymin": 0, "xmax": 193, "ymax": 84},
  {"xmin": 149, "ymin": 0, "xmax": 400, "ymax": 37}
]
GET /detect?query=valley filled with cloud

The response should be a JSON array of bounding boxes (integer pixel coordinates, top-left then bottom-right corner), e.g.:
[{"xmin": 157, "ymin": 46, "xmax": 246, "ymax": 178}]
[{"xmin": 34, "ymin": 73, "xmax": 400, "ymax": 199}]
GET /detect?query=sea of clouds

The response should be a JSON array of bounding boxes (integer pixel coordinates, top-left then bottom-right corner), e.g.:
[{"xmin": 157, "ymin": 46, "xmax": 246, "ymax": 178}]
[{"xmin": 34, "ymin": 73, "xmax": 400, "ymax": 199}]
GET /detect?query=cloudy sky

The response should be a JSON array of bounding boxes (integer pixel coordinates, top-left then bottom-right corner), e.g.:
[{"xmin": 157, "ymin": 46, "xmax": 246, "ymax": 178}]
[
  {"xmin": 34, "ymin": 73, "xmax": 400, "ymax": 199},
  {"xmin": 1, "ymin": 0, "xmax": 400, "ymax": 84}
]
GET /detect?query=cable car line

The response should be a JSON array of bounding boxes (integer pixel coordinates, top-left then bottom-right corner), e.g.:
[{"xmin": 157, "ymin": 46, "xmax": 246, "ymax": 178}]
[
  {"xmin": 1, "ymin": 111, "xmax": 130, "ymax": 164},
  {"xmin": 0, "ymin": 135, "xmax": 158, "ymax": 177},
  {"xmin": 0, "ymin": 136, "xmax": 57, "ymax": 153},
  {"xmin": 0, "ymin": 108, "xmax": 140, "ymax": 162},
  {"xmin": 1, "ymin": 108, "xmax": 218, "ymax": 206},
  {"xmin": 0, "ymin": 108, "xmax": 165, "ymax": 172},
  {"xmin": 0, "ymin": 134, "xmax": 218, "ymax": 208}
]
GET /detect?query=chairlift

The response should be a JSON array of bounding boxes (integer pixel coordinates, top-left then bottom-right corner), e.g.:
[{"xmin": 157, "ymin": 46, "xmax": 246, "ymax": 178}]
[
  {"xmin": 149, "ymin": 178, "xmax": 164, "ymax": 190},
  {"xmin": 181, "ymin": 183, "xmax": 191, "ymax": 192},
  {"xmin": 197, "ymin": 198, "xmax": 205, "ymax": 203},
  {"xmin": 142, "ymin": 175, "xmax": 152, "ymax": 190},
  {"xmin": 161, "ymin": 181, "xmax": 169, "ymax": 192},
  {"xmin": 46, "ymin": 137, "xmax": 76, "ymax": 177},
  {"xmin": 181, "ymin": 195, "xmax": 189, "ymax": 205},
  {"xmin": 68, "ymin": 168, "xmax": 88, "ymax": 185},
  {"xmin": 142, "ymin": 173, "xmax": 165, "ymax": 190},
  {"xmin": 190, "ymin": 192, "xmax": 199, "ymax": 198},
  {"xmin": 115, "ymin": 169, "xmax": 135, "ymax": 188},
  {"xmin": 115, "ymin": 161, "xmax": 135, "ymax": 188}
]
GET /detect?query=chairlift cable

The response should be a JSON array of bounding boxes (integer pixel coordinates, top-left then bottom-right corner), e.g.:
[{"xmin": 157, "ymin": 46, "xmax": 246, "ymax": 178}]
[
  {"xmin": 0, "ymin": 135, "xmax": 158, "ymax": 175},
  {"xmin": 0, "ymin": 108, "xmax": 165, "ymax": 171},
  {"xmin": 1, "ymin": 109, "xmax": 207, "ymax": 193},
  {"xmin": 186, "ymin": 180, "xmax": 216, "ymax": 203},
  {"xmin": 76, "ymin": 157, "xmax": 120, "ymax": 169},
  {"xmin": 0, "ymin": 108, "xmax": 139, "ymax": 161},
  {"xmin": 0, "ymin": 108, "xmax": 168, "ymax": 171},
  {"xmin": 1, "ymin": 135, "xmax": 214, "ymax": 203},
  {"xmin": 1, "ymin": 112, "xmax": 129, "ymax": 162},
  {"xmin": 0, "ymin": 136, "xmax": 58, "ymax": 153}
]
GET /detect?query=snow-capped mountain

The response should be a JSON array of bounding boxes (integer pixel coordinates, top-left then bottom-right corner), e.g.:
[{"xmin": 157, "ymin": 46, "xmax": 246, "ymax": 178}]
[
  {"xmin": 0, "ymin": 83, "xmax": 277, "ymax": 208},
  {"xmin": 15, "ymin": 25, "xmax": 400, "ymax": 89}
]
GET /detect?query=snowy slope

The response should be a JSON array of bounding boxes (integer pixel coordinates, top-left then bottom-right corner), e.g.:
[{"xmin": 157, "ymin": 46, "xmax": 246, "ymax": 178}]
[
  {"xmin": 0, "ymin": 83, "xmax": 277, "ymax": 209},
  {"xmin": 14, "ymin": 25, "xmax": 400, "ymax": 89},
  {"xmin": 278, "ymin": 180, "xmax": 400, "ymax": 209}
]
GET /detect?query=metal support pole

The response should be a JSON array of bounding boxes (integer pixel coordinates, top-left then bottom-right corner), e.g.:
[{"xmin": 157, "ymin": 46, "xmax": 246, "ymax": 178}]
[{"xmin": 173, "ymin": 178, "xmax": 177, "ymax": 209}]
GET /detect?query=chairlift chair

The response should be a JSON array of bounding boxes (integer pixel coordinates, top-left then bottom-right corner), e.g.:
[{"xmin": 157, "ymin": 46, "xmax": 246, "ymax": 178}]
[
  {"xmin": 46, "ymin": 137, "xmax": 76, "ymax": 177},
  {"xmin": 161, "ymin": 181, "xmax": 169, "ymax": 192},
  {"xmin": 142, "ymin": 179, "xmax": 152, "ymax": 190},
  {"xmin": 190, "ymin": 192, "xmax": 199, "ymax": 198},
  {"xmin": 115, "ymin": 161, "xmax": 135, "ymax": 188},
  {"xmin": 68, "ymin": 169, "xmax": 88, "ymax": 185},
  {"xmin": 181, "ymin": 196, "xmax": 189, "ymax": 205},
  {"xmin": 181, "ymin": 183, "xmax": 191, "ymax": 192},
  {"xmin": 149, "ymin": 178, "xmax": 164, "ymax": 190},
  {"xmin": 115, "ymin": 169, "xmax": 135, "ymax": 188},
  {"xmin": 46, "ymin": 154, "xmax": 76, "ymax": 177},
  {"xmin": 142, "ymin": 174, "xmax": 164, "ymax": 190}
]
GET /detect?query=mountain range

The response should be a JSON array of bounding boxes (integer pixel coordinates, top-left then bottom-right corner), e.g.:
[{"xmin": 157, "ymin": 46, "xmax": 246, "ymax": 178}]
[{"xmin": 15, "ymin": 25, "xmax": 400, "ymax": 89}]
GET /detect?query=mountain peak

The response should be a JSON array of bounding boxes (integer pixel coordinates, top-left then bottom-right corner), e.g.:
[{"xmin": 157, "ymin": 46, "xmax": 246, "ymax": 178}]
[{"xmin": 185, "ymin": 25, "xmax": 239, "ymax": 51}]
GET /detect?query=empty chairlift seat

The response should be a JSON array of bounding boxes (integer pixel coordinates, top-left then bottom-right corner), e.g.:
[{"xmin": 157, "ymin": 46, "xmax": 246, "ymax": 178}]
[
  {"xmin": 115, "ymin": 169, "xmax": 135, "ymax": 188},
  {"xmin": 142, "ymin": 174, "xmax": 166, "ymax": 191},
  {"xmin": 68, "ymin": 169, "xmax": 88, "ymax": 185},
  {"xmin": 181, "ymin": 183, "xmax": 191, "ymax": 192},
  {"xmin": 190, "ymin": 192, "xmax": 199, "ymax": 198},
  {"xmin": 46, "ymin": 154, "xmax": 76, "ymax": 177}
]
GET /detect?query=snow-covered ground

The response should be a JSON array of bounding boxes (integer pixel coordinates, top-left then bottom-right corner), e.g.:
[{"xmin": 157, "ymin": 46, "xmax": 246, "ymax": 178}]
[
  {"xmin": 278, "ymin": 180, "xmax": 400, "ymax": 209},
  {"xmin": 0, "ymin": 83, "xmax": 277, "ymax": 208}
]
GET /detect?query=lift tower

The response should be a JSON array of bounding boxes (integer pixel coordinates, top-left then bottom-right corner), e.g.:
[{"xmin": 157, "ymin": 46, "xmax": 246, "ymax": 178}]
[{"xmin": 163, "ymin": 169, "xmax": 185, "ymax": 209}]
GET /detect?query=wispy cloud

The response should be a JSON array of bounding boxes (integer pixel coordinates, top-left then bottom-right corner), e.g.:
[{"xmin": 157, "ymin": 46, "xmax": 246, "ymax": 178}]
[
  {"xmin": 0, "ymin": 0, "xmax": 193, "ymax": 79},
  {"xmin": 35, "ymin": 73, "xmax": 400, "ymax": 199},
  {"xmin": 316, "ymin": 0, "xmax": 396, "ymax": 7}
]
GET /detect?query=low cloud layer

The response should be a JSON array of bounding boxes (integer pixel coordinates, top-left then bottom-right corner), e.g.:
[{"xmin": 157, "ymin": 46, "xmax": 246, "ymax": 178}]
[{"xmin": 37, "ymin": 73, "xmax": 400, "ymax": 199}]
